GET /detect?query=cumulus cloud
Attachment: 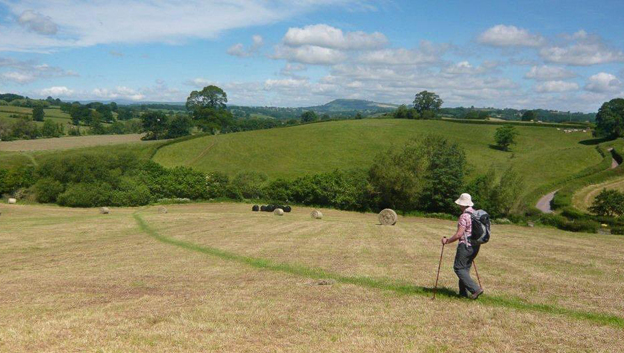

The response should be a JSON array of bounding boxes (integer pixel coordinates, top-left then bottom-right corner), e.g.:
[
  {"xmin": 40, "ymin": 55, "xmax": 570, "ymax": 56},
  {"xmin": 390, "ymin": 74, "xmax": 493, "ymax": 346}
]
[
  {"xmin": 227, "ymin": 35, "xmax": 264, "ymax": 57},
  {"xmin": 525, "ymin": 65, "xmax": 576, "ymax": 81},
  {"xmin": 39, "ymin": 86, "xmax": 74, "ymax": 97},
  {"xmin": 477, "ymin": 25, "xmax": 545, "ymax": 47},
  {"xmin": 17, "ymin": 10, "xmax": 58, "ymax": 35},
  {"xmin": 283, "ymin": 24, "xmax": 387, "ymax": 50},
  {"xmin": 273, "ymin": 45, "xmax": 347, "ymax": 65},
  {"xmin": 357, "ymin": 41, "xmax": 448, "ymax": 66},
  {"xmin": 535, "ymin": 81, "xmax": 579, "ymax": 93},
  {"xmin": 584, "ymin": 72, "xmax": 622, "ymax": 93},
  {"xmin": 92, "ymin": 86, "xmax": 145, "ymax": 101},
  {"xmin": 0, "ymin": 57, "xmax": 77, "ymax": 84},
  {"xmin": 540, "ymin": 31, "xmax": 624, "ymax": 66},
  {"xmin": 0, "ymin": 0, "xmax": 368, "ymax": 52}
]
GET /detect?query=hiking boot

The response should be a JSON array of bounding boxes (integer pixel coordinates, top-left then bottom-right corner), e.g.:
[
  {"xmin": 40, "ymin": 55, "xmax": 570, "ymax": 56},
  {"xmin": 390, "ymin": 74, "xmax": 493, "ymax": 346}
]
[{"xmin": 470, "ymin": 288, "xmax": 484, "ymax": 300}]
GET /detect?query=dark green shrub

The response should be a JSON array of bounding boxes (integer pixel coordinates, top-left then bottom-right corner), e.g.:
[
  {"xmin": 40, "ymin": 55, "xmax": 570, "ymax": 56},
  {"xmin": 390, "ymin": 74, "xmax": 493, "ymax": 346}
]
[
  {"xmin": 558, "ymin": 219, "xmax": 600, "ymax": 233},
  {"xmin": 264, "ymin": 178, "xmax": 292, "ymax": 203},
  {"xmin": 110, "ymin": 178, "xmax": 152, "ymax": 206},
  {"xmin": 33, "ymin": 178, "xmax": 64, "ymax": 203},
  {"xmin": 57, "ymin": 183, "xmax": 113, "ymax": 207},
  {"xmin": 610, "ymin": 226, "xmax": 624, "ymax": 235},
  {"xmin": 560, "ymin": 207, "xmax": 587, "ymax": 220},
  {"xmin": 228, "ymin": 171, "xmax": 268, "ymax": 200},
  {"xmin": 206, "ymin": 171, "xmax": 229, "ymax": 199}
]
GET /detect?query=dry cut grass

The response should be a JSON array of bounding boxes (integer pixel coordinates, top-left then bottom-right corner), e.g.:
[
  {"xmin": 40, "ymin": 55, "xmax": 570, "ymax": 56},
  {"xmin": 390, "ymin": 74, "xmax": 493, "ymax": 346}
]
[
  {"xmin": 1, "ymin": 203, "xmax": 623, "ymax": 352},
  {"xmin": 0, "ymin": 134, "xmax": 151, "ymax": 152},
  {"xmin": 573, "ymin": 176, "xmax": 624, "ymax": 212}
]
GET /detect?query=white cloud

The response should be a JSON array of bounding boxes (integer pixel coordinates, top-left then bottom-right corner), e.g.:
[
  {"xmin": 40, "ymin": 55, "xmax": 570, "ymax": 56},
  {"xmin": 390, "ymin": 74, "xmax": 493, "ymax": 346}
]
[
  {"xmin": 273, "ymin": 45, "xmax": 347, "ymax": 65},
  {"xmin": 39, "ymin": 86, "xmax": 74, "ymax": 97},
  {"xmin": 540, "ymin": 31, "xmax": 624, "ymax": 66},
  {"xmin": 92, "ymin": 86, "xmax": 145, "ymax": 101},
  {"xmin": 17, "ymin": 10, "xmax": 58, "ymax": 35},
  {"xmin": 0, "ymin": 0, "xmax": 367, "ymax": 52},
  {"xmin": 535, "ymin": 81, "xmax": 579, "ymax": 93},
  {"xmin": 525, "ymin": 65, "xmax": 576, "ymax": 81},
  {"xmin": 283, "ymin": 24, "xmax": 387, "ymax": 50},
  {"xmin": 584, "ymin": 72, "xmax": 622, "ymax": 93},
  {"xmin": 357, "ymin": 41, "xmax": 448, "ymax": 66},
  {"xmin": 227, "ymin": 34, "xmax": 264, "ymax": 57},
  {"xmin": 477, "ymin": 25, "xmax": 545, "ymax": 47},
  {"xmin": 0, "ymin": 58, "xmax": 77, "ymax": 84}
]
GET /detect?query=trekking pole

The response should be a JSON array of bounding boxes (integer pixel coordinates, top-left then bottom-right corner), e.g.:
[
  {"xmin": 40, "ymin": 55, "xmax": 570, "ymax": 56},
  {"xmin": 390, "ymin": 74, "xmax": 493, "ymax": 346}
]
[
  {"xmin": 432, "ymin": 239, "xmax": 445, "ymax": 300},
  {"xmin": 473, "ymin": 260, "xmax": 483, "ymax": 289}
]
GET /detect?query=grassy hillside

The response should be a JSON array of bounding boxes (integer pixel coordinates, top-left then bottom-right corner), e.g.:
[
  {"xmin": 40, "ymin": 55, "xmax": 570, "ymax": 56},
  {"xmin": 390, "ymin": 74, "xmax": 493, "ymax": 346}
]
[
  {"xmin": 1, "ymin": 203, "xmax": 622, "ymax": 351},
  {"xmin": 153, "ymin": 119, "xmax": 603, "ymax": 196},
  {"xmin": 0, "ymin": 106, "xmax": 72, "ymax": 126}
]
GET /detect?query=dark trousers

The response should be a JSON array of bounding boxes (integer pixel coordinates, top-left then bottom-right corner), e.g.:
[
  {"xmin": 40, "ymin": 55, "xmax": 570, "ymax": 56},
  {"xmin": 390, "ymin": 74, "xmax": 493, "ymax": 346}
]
[{"xmin": 453, "ymin": 243, "xmax": 481, "ymax": 296}]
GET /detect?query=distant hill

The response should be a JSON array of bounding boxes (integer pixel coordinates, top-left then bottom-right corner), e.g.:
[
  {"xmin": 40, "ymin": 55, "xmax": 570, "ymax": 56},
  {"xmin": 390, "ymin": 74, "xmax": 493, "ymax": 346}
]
[{"xmin": 306, "ymin": 99, "xmax": 399, "ymax": 112}]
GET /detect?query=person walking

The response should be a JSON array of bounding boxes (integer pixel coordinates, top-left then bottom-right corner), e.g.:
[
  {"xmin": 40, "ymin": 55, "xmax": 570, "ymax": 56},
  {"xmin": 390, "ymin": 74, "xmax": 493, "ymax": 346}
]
[{"xmin": 441, "ymin": 193, "xmax": 484, "ymax": 299}]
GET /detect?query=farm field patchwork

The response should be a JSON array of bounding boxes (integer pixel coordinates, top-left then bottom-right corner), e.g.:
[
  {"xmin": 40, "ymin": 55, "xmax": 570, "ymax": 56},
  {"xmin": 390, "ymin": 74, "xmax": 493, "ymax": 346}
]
[
  {"xmin": 573, "ymin": 176, "xmax": 624, "ymax": 212},
  {"xmin": 0, "ymin": 203, "xmax": 623, "ymax": 352},
  {"xmin": 0, "ymin": 133, "xmax": 149, "ymax": 152},
  {"xmin": 154, "ymin": 119, "xmax": 603, "ymax": 197}
]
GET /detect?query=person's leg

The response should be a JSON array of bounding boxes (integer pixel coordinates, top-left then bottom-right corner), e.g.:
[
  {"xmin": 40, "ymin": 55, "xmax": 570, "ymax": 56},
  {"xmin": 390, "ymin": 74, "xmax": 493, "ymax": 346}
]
[
  {"xmin": 453, "ymin": 244, "xmax": 481, "ymax": 294},
  {"xmin": 458, "ymin": 279, "xmax": 468, "ymax": 297}
]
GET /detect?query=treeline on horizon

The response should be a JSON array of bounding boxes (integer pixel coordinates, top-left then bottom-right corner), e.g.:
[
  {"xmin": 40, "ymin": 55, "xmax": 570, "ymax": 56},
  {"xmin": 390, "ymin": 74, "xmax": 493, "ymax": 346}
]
[{"xmin": 0, "ymin": 92, "xmax": 595, "ymax": 124}]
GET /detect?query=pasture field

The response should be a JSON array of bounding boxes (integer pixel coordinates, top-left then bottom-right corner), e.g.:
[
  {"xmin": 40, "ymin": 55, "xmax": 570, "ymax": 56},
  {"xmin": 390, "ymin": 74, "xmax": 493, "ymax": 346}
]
[
  {"xmin": 0, "ymin": 133, "xmax": 149, "ymax": 152},
  {"xmin": 573, "ymin": 176, "xmax": 624, "ymax": 212},
  {"xmin": 0, "ymin": 106, "xmax": 72, "ymax": 126},
  {"xmin": 154, "ymin": 119, "xmax": 602, "ymax": 197},
  {"xmin": 0, "ymin": 203, "xmax": 622, "ymax": 352}
]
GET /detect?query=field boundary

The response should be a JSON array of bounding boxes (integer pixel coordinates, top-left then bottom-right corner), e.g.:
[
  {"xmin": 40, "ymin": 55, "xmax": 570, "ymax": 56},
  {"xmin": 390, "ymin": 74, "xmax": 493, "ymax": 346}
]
[{"xmin": 134, "ymin": 212, "xmax": 624, "ymax": 328}]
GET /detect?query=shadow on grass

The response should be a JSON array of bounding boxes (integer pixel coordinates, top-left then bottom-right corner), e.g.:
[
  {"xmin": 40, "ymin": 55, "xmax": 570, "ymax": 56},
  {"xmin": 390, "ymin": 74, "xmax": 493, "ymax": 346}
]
[
  {"xmin": 578, "ymin": 136, "xmax": 613, "ymax": 145},
  {"xmin": 134, "ymin": 213, "xmax": 624, "ymax": 328},
  {"xmin": 488, "ymin": 144, "xmax": 510, "ymax": 152}
]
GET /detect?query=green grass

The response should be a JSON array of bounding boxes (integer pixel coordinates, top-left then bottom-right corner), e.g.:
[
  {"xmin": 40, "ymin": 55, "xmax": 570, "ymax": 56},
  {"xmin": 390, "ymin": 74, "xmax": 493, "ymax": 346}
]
[
  {"xmin": 0, "ymin": 106, "xmax": 72, "ymax": 126},
  {"xmin": 153, "ymin": 119, "xmax": 603, "ymax": 197},
  {"xmin": 134, "ymin": 212, "xmax": 624, "ymax": 328}
]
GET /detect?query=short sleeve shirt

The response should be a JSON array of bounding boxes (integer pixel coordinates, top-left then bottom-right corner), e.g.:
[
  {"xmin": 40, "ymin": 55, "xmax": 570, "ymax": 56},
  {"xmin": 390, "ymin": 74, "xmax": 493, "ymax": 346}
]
[{"xmin": 458, "ymin": 207, "xmax": 474, "ymax": 246}]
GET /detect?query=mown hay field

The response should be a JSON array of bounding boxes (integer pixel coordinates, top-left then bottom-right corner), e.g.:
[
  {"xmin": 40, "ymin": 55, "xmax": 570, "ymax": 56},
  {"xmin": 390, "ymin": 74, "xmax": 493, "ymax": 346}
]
[
  {"xmin": 1, "ymin": 203, "xmax": 622, "ymax": 352},
  {"xmin": 153, "ymin": 119, "xmax": 602, "ymax": 196},
  {"xmin": 0, "ymin": 134, "xmax": 148, "ymax": 152},
  {"xmin": 573, "ymin": 176, "xmax": 624, "ymax": 212}
]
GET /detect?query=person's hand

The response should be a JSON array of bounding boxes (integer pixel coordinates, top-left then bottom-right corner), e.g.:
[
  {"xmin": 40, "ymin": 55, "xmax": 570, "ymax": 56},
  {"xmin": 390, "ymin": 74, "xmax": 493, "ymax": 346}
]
[{"xmin": 441, "ymin": 237, "xmax": 448, "ymax": 245}]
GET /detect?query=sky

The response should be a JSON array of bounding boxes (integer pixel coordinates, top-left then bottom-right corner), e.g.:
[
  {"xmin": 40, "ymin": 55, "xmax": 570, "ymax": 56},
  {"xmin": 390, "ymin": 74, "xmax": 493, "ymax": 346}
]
[{"xmin": 0, "ymin": 0, "xmax": 623, "ymax": 112}]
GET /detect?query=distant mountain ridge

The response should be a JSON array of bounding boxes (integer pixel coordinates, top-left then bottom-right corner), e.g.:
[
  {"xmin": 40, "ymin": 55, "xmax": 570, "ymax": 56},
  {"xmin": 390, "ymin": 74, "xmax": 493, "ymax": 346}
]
[{"xmin": 305, "ymin": 99, "xmax": 399, "ymax": 112}]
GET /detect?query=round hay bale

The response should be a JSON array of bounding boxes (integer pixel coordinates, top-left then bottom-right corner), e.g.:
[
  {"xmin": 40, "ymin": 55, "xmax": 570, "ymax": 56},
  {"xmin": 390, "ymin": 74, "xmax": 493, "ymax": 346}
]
[
  {"xmin": 311, "ymin": 210, "xmax": 323, "ymax": 219},
  {"xmin": 252, "ymin": 205, "xmax": 260, "ymax": 212},
  {"xmin": 267, "ymin": 204, "xmax": 276, "ymax": 212},
  {"xmin": 284, "ymin": 205, "xmax": 292, "ymax": 213},
  {"xmin": 260, "ymin": 205, "xmax": 267, "ymax": 212},
  {"xmin": 8, "ymin": 198, "xmax": 17, "ymax": 204},
  {"xmin": 378, "ymin": 208, "xmax": 398, "ymax": 226},
  {"xmin": 99, "ymin": 207, "xmax": 110, "ymax": 215},
  {"xmin": 158, "ymin": 206, "xmax": 168, "ymax": 214},
  {"xmin": 274, "ymin": 208, "xmax": 284, "ymax": 216}
]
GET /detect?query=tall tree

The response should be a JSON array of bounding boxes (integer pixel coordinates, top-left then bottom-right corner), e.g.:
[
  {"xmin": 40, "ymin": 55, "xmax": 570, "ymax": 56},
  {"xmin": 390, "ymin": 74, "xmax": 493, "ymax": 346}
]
[
  {"xmin": 32, "ymin": 106, "xmax": 45, "ymax": 122},
  {"xmin": 186, "ymin": 85, "xmax": 228, "ymax": 111},
  {"xmin": 595, "ymin": 98, "xmax": 624, "ymax": 138},
  {"xmin": 300, "ymin": 111, "xmax": 318, "ymax": 123},
  {"xmin": 521, "ymin": 110, "xmax": 536, "ymax": 122},
  {"xmin": 413, "ymin": 90, "xmax": 443, "ymax": 115},
  {"xmin": 494, "ymin": 125, "xmax": 519, "ymax": 151},
  {"xmin": 141, "ymin": 111, "xmax": 169, "ymax": 140}
]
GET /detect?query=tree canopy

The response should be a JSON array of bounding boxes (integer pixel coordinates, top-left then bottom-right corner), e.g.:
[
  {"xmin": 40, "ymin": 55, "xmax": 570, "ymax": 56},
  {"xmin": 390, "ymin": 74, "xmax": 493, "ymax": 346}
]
[
  {"xmin": 595, "ymin": 98, "xmax": 624, "ymax": 138},
  {"xmin": 494, "ymin": 125, "xmax": 519, "ymax": 151},
  {"xmin": 186, "ymin": 85, "xmax": 228, "ymax": 112},
  {"xmin": 413, "ymin": 91, "xmax": 443, "ymax": 114},
  {"xmin": 521, "ymin": 110, "xmax": 536, "ymax": 122}
]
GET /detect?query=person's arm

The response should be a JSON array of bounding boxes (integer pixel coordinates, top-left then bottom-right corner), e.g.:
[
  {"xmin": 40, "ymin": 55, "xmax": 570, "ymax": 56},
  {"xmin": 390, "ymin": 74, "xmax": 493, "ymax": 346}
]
[{"xmin": 442, "ymin": 225, "xmax": 465, "ymax": 245}]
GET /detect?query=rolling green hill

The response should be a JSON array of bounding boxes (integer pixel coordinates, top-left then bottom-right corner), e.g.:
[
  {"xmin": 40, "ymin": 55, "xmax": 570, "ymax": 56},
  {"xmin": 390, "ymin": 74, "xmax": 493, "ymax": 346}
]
[{"xmin": 153, "ymin": 119, "xmax": 603, "ymax": 197}]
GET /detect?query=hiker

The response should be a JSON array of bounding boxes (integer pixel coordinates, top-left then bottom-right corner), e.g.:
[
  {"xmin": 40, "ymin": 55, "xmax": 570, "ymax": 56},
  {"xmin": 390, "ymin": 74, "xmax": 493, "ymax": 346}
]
[{"xmin": 441, "ymin": 193, "xmax": 484, "ymax": 299}]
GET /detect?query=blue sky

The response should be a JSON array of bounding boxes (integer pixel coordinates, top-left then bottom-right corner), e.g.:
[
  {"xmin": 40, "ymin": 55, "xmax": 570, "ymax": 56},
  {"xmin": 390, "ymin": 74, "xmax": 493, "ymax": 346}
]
[{"xmin": 1, "ymin": 0, "xmax": 623, "ymax": 112}]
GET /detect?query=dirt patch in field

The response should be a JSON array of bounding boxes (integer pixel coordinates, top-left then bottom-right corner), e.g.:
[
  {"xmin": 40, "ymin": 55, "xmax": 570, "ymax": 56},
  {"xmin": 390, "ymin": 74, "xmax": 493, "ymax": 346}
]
[{"xmin": 0, "ymin": 134, "xmax": 156, "ymax": 151}]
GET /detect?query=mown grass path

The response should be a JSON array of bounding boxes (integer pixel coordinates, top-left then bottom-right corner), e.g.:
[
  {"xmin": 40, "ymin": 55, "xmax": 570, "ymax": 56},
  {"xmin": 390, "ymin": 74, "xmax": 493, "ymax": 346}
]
[{"xmin": 134, "ymin": 212, "xmax": 624, "ymax": 328}]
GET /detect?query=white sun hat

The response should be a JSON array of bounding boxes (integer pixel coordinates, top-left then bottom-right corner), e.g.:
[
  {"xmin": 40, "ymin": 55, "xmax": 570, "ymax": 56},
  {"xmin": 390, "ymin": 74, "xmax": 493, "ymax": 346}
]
[{"xmin": 455, "ymin": 193, "xmax": 474, "ymax": 207}]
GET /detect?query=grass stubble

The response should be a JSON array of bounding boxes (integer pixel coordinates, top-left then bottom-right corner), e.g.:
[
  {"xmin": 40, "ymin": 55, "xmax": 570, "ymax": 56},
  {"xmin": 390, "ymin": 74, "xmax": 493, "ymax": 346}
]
[{"xmin": 0, "ymin": 203, "xmax": 623, "ymax": 352}]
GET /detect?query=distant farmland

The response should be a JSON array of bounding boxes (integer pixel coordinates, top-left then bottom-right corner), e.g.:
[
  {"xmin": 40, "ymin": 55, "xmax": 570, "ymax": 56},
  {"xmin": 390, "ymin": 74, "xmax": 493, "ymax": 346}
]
[
  {"xmin": 153, "ymin": 119, "xmax": 603, "ymax": 197},
  {"xmin": 0, "ymin": 134, "xmax": 151, "ymax": 152}
]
